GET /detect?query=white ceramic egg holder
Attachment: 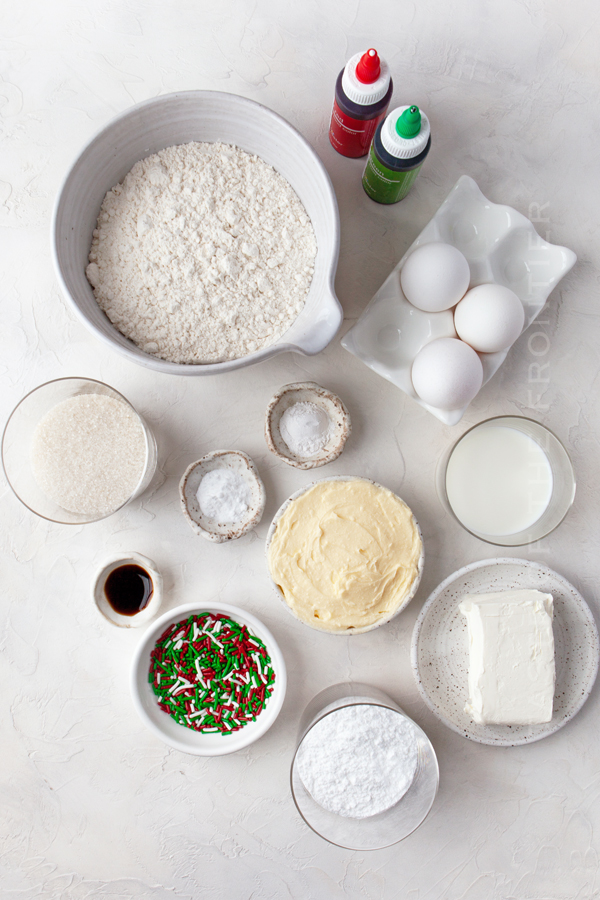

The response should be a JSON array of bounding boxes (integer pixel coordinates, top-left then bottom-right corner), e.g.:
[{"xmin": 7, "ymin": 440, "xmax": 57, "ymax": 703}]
[{"xmin": 341, "ymin": 175, "xmax": 576, "ymax": 425}]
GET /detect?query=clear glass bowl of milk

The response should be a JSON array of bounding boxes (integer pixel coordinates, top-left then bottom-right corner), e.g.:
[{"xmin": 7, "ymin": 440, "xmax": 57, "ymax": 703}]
[{"xmin": 440, "ymin": 416, "xmax": 575, "ymax": 546}]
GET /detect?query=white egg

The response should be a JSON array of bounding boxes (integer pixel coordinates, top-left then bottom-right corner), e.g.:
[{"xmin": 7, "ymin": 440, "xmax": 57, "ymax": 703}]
[
  {"xmin": 400, "ymin": 242, "xmax": 471, "ymax": 312},
  {"xmin": 454, "ymin": 283, "xmax": 525, "ymax": 353},
  {"xmin": 411, "ymin": 337, "xmax": 483, "ymax": 410}
]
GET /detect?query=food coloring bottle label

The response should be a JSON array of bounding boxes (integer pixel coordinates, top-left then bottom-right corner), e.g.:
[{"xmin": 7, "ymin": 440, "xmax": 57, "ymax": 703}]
[
  {"xmin": 329, "ymin": 100, "xmax": 387, "ymax": 158},
  {"xmin": 362, "ymin": 147, "xmax": 423, "ymax": 203}
]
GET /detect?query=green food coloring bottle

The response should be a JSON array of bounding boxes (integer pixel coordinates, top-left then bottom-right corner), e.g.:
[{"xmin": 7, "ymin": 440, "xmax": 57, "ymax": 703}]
[{"xmin": 362, "ymin": 105, "xmax": 431, "ymax": 204}]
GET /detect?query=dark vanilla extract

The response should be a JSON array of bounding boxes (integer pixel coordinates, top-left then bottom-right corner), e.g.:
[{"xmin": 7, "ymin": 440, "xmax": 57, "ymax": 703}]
[{"xmin": 104, "ymin": 564, "xmax": 153, "ymax": 616}]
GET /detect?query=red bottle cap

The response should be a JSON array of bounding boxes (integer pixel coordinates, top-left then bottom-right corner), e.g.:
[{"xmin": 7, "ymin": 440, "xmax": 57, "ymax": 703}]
[{"xmin": 355, "ymin": 49, "xmax": 381, "ymax": 84}]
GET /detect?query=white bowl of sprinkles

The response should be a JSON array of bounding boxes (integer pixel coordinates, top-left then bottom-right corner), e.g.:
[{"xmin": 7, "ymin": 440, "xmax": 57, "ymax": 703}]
[{"xmin": 130, "ymin": 602, "xmax": 287, "ymax": 756}]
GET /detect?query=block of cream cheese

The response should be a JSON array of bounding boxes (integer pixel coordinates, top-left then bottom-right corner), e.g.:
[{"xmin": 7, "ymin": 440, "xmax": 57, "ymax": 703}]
[{"xmin": 459, "ymin": 589, "xmax": 555, "ymax": 725}]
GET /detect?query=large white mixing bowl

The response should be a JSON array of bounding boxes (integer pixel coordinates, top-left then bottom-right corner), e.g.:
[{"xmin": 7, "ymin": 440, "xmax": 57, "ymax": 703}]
[{"xmin": 52, "ymin": 91, "xmax": 342, "ymax": 375}]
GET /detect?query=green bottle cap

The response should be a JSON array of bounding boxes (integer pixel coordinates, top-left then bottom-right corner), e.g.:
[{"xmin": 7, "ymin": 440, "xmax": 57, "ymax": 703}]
[{"xmin": 396, "ymin": 106, "xmax": 421, "ymax": 139}]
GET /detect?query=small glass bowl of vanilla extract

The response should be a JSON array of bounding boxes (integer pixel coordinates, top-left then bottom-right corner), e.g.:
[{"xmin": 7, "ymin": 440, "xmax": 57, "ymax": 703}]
[{"xmin": 93, "ymin": 553, "xmax": 162, "ymax": 627}]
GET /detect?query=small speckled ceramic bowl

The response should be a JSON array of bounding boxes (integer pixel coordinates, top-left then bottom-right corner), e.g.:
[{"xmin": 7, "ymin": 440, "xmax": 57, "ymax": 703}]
[
  {"xmin": 266, "ymin": 476, "xmax": 424, "ymax": 635},
  {"xmin": 179, "ymin": 450, "xmax": 266, "ymax": 543},
  {"xmin": 93, "ymin": 552, "xmax": 162, "ymax": 628},
  {"xmin": 265, "ymin": 382, "xmax": 351, "ymax": 470}
]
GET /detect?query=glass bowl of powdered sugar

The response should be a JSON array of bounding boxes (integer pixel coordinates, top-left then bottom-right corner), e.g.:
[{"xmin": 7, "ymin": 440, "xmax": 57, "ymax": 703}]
[
  {"xmin": 2, "ymin": 377, "xmax": 157, "ymax": 524},
  {"xmin": 291, "ymin": 682, "xmax": 439, "ymax": 849}
]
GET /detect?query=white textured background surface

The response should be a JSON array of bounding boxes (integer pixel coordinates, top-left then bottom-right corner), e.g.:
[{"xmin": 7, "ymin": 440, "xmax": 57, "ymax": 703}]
[{"xmin": 2, "ymin": 1, "xmax": 600, "ymax": 897}]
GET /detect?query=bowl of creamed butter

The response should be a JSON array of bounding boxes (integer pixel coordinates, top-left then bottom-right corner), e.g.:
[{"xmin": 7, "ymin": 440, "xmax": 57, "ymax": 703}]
[{"xmin": 266, "ymin": 477, "xmax": 424, "ymax": 634}]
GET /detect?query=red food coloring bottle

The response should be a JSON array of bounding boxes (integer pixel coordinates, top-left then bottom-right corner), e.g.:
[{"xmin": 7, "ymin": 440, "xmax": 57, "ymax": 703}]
[{"xmin": 329, "ymin": 48, "xmax": 393, "ymax": 159}]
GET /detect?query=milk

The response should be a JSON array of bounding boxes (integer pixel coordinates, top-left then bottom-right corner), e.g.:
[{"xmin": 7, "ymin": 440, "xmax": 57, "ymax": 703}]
[{"xmin": 445, "ymin": 425, "xmax": 553, "ymax": 536}]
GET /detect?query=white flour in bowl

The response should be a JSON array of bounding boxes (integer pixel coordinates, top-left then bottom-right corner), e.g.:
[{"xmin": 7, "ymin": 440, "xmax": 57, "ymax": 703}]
[
  {"xmin": 296, "ymin": 704, "xmax": 419, "ymax": 818},
  {"xmin": 86, "ymin": 142, "xmax": 317, "ymax": 364}
]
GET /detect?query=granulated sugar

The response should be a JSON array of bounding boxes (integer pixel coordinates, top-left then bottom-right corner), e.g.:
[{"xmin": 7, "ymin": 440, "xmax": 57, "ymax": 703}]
[
  {"xmin": 31, "ymin": 395, "xmax": 147, "ymax": 517},
  {"xmin": 296, "ymin": 704, "xmax": 419, "ymax": 818},
  {"xmin": 86, "ymin": 142, "xmax": 317, "ymax": 364}
]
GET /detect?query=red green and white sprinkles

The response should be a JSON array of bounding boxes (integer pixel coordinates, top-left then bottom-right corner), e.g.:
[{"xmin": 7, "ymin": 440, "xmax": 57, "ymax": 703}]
[{"xmin": 149, "ymin": 612, "xmax": 276, "ymax": 734}]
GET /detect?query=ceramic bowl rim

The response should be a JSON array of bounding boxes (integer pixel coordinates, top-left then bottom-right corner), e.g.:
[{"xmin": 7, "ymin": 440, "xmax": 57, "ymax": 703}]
[{"xmin": 93, "ymin": 551, "xmax": 163, "ymax": 628}]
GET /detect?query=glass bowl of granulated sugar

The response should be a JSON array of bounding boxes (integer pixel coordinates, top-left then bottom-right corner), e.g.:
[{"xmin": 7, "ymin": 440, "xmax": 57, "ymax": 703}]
[
  {"xmin": 52, "ymin": 91, "xmax": 342, "ymax": 375},
  {"xmin": 2, "ymin": 377, "xmax": 157, "ymax": 524},
  {"xmin": 290, "ymin": 682, "xmax": 439, "ymax": 850}
]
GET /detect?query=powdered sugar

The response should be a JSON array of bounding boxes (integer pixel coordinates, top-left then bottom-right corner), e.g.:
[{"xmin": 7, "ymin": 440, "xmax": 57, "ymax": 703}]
[
  {"xmin": 87, "ymin": 142, "xmax": 317, "ymax": 363},
  {"xmin": 296, "ymin": 704, "xmax": 419, "ymax": 818}
]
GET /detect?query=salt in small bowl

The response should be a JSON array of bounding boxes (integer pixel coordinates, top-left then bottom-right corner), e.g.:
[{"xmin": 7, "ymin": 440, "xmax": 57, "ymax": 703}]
[
  {"xmin": 265, "ymin": 382, "xmax": 351, "ymax": 470},
  {"xmin": 179, "ymin": 450, "xmax": 266, "ymax": 543},
  {"xmin": 93, "ymin": 552, "xmax": 163, "ymax": 628}
]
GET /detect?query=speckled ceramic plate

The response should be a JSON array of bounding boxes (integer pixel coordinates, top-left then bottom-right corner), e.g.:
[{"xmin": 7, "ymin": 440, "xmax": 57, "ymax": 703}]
[{"xmin": 411, "ymin": 558, "xmax": 599, "ymax": 746}]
